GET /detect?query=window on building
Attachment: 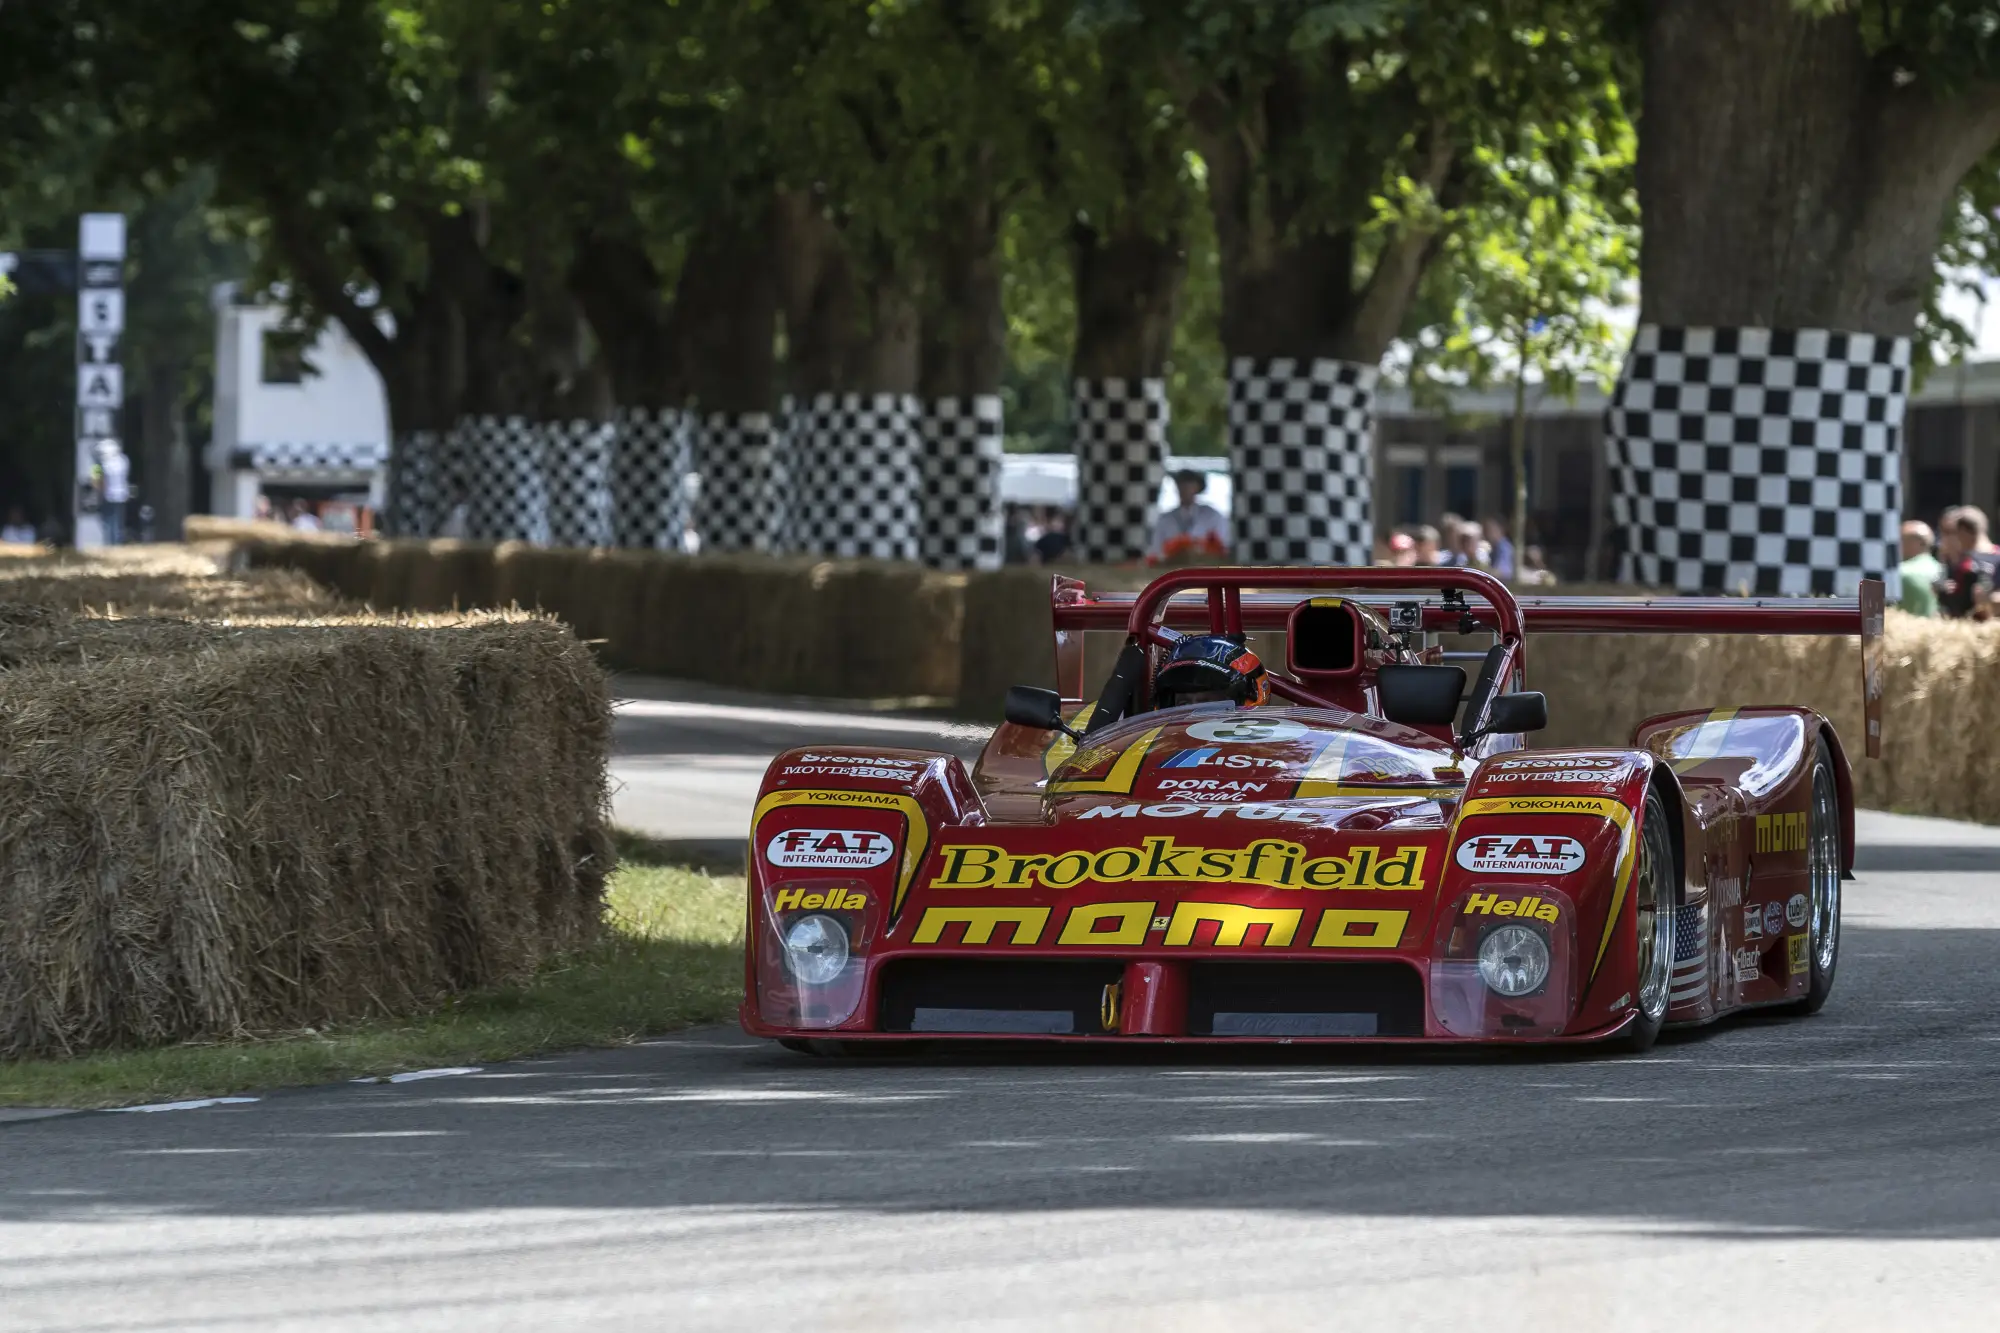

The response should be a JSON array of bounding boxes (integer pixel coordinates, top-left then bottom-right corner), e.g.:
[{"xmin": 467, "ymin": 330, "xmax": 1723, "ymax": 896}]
[{"xmin": 260, "ymin": 329, "xmax": 309, "ymax": 385}]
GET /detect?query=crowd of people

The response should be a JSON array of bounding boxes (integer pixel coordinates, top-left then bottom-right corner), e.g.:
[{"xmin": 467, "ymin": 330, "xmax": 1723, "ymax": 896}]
[
  {"xmin": 1900, "ymin": 506, "xmax": 2000, "ymax": 619},
  {"xmin": 1370, "ymin": 515, "xmax": 1556, "ymax": 584}
]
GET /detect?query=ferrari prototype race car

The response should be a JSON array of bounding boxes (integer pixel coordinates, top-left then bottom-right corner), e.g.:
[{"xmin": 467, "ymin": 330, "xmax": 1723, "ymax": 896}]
[{"xmin": 742, "ymin": 566, "xmax": 1886, "ymax": 1053}]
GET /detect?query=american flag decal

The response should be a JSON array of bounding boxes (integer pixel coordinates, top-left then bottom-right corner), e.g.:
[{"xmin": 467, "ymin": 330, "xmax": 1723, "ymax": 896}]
[{"xmin": 1670, "ymin": 902, "xmax": 1709, "ymax": 1006}]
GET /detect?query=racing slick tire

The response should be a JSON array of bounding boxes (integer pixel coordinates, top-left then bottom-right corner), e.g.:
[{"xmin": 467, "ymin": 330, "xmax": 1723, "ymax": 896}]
[
  {"xmin": 1779, "ymin": 736, "xmax": 1842, "ymax": 1017},
  {"xmin": 1612, "ymin": 782, "xmax": 1680, "ymax": 1054}
]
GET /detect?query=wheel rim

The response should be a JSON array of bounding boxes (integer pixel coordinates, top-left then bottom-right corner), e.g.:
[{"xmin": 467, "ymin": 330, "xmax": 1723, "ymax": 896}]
[
  {"xmin": 1810, "ymin": 762, "xmax": 1841, "ymax": 973},
  {"xmin": 1634, "ymin": 806, "xmax": 1675, "ymax": 1021}
]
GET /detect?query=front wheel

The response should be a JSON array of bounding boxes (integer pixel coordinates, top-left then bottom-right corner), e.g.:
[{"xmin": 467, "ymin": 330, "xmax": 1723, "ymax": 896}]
[
  {"xmin": 1780, "ymin": 736, "xmax": 1842, "ymax": 1016},
  {"xmin": 1612, "ymin": 782, "xmax": 1679, "ymax": 1054}
]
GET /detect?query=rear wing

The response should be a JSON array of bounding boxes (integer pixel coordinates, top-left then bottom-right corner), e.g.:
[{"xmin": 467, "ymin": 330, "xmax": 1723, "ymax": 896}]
[{"xmin": 1049, "ymin": 570, "xmax": 1886, "ymax": 758}]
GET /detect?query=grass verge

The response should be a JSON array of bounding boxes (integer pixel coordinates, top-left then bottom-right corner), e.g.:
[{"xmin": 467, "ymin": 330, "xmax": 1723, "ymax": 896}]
[{"xmin": 0, "ymin": 844, "xmax": 745, "ymax": 1109}]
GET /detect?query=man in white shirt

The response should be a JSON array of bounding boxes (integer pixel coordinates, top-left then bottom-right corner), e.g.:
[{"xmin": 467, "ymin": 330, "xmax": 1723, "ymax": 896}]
[
  {"xmin": 1150, "ymin": 467, "xmax": 1229, "ymax": 562},
  {"xmin": 94, "ymin": 441, "xmax": 130, "ymax": 545}
]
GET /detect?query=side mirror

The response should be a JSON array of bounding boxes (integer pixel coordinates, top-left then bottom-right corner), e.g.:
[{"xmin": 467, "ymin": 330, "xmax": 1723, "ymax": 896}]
[
  {"xmin": 1005, "ymin": 686, "xmax": 1082, "ymax": 740},
  {"xmin": 1482, "ymin": 690, "xmax": 1548, "ymax": 737}
]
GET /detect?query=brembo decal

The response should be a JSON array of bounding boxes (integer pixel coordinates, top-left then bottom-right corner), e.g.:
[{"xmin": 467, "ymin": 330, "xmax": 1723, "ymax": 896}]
[
  {"xmin": 912, "ymin": 902, "xmax": 1409, "ymax": 950},
  {"xmin": 929, "ymin": 836, "xmax": 1429, "ymax": 892}
]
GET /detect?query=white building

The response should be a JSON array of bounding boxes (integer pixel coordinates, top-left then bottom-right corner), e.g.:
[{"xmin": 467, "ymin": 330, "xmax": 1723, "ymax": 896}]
[{"xmin": 207, "ymin": 284, "xmax": 389, "ymax": 524}]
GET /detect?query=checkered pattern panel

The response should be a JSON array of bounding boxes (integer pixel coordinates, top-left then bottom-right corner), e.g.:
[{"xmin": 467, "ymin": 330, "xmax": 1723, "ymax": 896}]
[
  {"xmin": 459, "ymin": 415, "xmax": 551, "ymax": 544},
  {"xmin": 788, "ymin": 392, "xmax": 922, "ymax": 561},
  {"xmin": 243, "ymin": 440, "xmax": 388, "ymax": 474},
  {"xmin": 543, "ymin": 418, "xmax": 616, "ymax": 549},
  {"xmin": 1073, "ymin": 378, "xmax": 1169, "ymax": 564},
  {"xmin": 612, "ymin": 406, "xmax": 692, "ymax": 550},
  {"xmin": 920, "ymin": 394, "xmax": 1004, "ymax": 571},
  {"xmin": 384, "ymin": 429, "xmax": 441, "ymax": 538},
  {"xmin": 694, "ymin": 411, "xmax": 782, "ymax": 553},
  {"xmin": 1607, "ymin": 326, "xmax": 1910, "ymax": 596},
  {"xmin": 1227, "ymin": 357, "xmax": 1377, "ymax": 566}
]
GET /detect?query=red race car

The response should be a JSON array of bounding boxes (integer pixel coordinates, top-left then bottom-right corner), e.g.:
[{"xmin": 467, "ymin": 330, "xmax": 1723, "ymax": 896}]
[{"xmin": 742, "ymin": 566, "xmax": 1885, "ymax": 1054}]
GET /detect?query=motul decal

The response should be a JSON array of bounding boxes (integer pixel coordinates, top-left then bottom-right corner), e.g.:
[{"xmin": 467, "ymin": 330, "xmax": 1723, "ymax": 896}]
[
  {"xmin": 766, "ymin": 828, "xmax": 896, "ymax": 869},
  {"xmin": 1453, "ymin": 833, "xmax": 1586, "ymax": 875}
]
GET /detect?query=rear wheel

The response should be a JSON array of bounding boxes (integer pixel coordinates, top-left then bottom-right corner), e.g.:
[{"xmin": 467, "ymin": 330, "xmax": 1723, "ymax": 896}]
[
  {"xmin": 1781, "ymin": 737, "xmax": 1842, "ymax": 1016},
  {"xmin": 1613, "ymin": 783, "xmax": 1679, "ymax": 1054}
]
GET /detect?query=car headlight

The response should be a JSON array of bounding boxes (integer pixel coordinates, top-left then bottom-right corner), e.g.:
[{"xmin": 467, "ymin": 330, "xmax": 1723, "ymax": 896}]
[
  {"xmin": 1477, "ymin": 924, "xmax": 1550, "ymax": 997},
  {"xmin": 782, "ymin": 913, "xmax": 850, "ymax": 986}
]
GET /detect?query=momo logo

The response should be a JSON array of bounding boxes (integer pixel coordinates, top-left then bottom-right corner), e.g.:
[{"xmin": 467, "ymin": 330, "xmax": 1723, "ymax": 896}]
[
  {"xmin": 1454, "ymin": 834, "xmax": 1586, "ymax": 875},
  {"xmin": 930, "ymin": 835, "xmax": 1429, "ymax": 892},
  {"xmin": 1756, "ymin": 812, "xmax": 1807, "ymax": 853},
  {"xmin": 765, "ymin": 828, "xmax": 896, "ymax": 869},
  {"xmin": 1464, "ymin": 891, "xmax": 1559, "ymax": 924},
  {"xmin": 1158, "ymin": 748, "xmax": 1286, "ymax": 771},
  {"xmin": 1185, "ymin": 717, "xmax": 1308, "ymax": 744}
]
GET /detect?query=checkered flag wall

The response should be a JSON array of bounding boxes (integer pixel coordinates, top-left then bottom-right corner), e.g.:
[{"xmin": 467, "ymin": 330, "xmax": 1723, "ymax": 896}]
[
  {"xmin": 1073, "ymin": 378, "xmax": 1168, "ymax": 564},
  {"xmin": 920, "ymin": 394, "xmax": 1004, "ymax": 570},
  {"xmin": 612, "ymin": 406, "xmax": 692, "ymax": 550},
  {"xmin": 788, "ymin": 392, "xmax": 922, "ymax": 561},
  {"xmin": 694, "ymin": 411, "xmax": 783, "ymax": 553},
  {"xmin": 543, "ymin": 418, "xmax": 616, "ymax": 549},
  {"xmin": 1228, "ymin": 357, "xmax": 1377, "ymax": 566},
  {"xmin": 1607, "ymin": 326, "xmax": 1910, "ymax": 595},
  {"xmin": 460, "ymin": 415, "xmax": 551, "ymax": 544},
  {"xmin": 384, "ymin": 429, "xmax": 441, "ymax": 537}
]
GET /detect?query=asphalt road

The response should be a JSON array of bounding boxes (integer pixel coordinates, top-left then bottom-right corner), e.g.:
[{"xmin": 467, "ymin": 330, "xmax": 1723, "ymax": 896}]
[{"xmin": 4, "ymin": 680, "xmax": 2000, "ymax": 1331}]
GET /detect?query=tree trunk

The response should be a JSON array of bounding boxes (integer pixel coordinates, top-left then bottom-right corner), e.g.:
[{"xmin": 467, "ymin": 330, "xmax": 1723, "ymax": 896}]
[
  {"xmin": 918, "ymin": 195, "xmax": 1008, "ymax": 570},
  {"xmin": 1071, "ymin": 219, "xmax": 1184, "ymax": 382},
  {"xmin": 568, "ymin": 228, "xmax": 682, "ymax": 412},
  {"xmin": 138, "ymin": 359, "xmax": 189, "ymax": 541},
  {"xmin": 1640, "ymin": 0, "xmax": 2000, "ymax": 333}
]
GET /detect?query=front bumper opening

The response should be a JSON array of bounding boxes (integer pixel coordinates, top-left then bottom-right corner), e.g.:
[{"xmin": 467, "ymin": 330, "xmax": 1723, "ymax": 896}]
[
  {"xmin": 878, "ymin": 959, "xmax": 1125, "ymax": 1035},
  {"xmin": 1186, "ymin": 961, "xmax": 1426, "ymax": 1038}
]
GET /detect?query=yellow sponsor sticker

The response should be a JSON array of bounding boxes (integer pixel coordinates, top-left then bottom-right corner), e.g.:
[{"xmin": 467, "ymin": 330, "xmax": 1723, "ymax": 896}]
[
  {"xmin": 929, "ymin": 835, "xmax": 1429, "ymax": 893},
  {"xmin": 1788, "ymin": 933, "xmax": 1810, "ymax": 975},
  {"xmin": 1757, "ymin": 812, "xmax": 1808, "ymax": 854}
]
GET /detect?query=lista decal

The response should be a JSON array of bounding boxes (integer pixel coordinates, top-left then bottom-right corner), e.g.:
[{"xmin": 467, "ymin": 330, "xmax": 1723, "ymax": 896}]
[
  {"xmin": 1454, "ymin": 834, "xmax": 1587, "ymax": 875},
  {"xmin": 930, "ymin": 836, "xmax": 1429, "ymax": 892},
  {"xmin": 910, "ymin": 901, "xmax": 1409, "ymax": 950},
  {"xmin": 1788, "ymin": 934, "xmax": 1810, "ymax": 975},
  {"xmin": 1787, "ymin": 893, "xmax": 1810, "ymax": 928},
  {"xmin": 1762, "ymin": 901, "xmax": 1785, "ymax": 937},
  {"xmin": 1741, "ymin": 904, "xmax": 1763, "ymax": 941},
  {"xmin": 1158, "ymin": 748, "xmax": 1286, "ymax": 771},
  {"xmin": 765, "ymin": 828, "xmax": 896, "ymax": 870}
]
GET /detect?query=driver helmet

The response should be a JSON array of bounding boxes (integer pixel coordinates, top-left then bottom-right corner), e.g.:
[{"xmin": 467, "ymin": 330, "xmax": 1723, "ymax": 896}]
[{"xmin": 1154, "ymin": 635, "xmax": 1270, "ymax": 709}]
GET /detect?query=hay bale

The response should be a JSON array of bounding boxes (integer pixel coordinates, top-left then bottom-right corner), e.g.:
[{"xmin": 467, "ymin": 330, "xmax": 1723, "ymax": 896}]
[{"xmin": 0, "ymin": 615, "xmax": 611, "ymax": 1058}]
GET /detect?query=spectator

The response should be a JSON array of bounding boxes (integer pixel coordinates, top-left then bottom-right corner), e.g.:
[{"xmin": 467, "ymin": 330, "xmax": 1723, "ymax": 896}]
[
  {"xmin": 0, "ymin": 507, "xmax": 34, "ymax": 545},
  {"xmin": 289, "ymin": 499, "xmax": 323, "ymax": 533},
  {"xmin": 1149, "ymin": 467, "xmax": 1229, "ymax": 562},
  {"xmin": 1517, "ymin": 545, "xmax": 1557, "ymax": 586},
  {"xmin": 1386, "ymin": 531, "xmax": 1417, "ymax": 566},
  {"xmin": 1483, "ymin": 516, "xmax": 1516, "ymax": 578},
  {"xmin": 1897, "ymin": 520, "xmax": 1942, "ymax": 617},
  {"xmin": 94, "ymin": 440, "xmax": 129, "ymax": 545},
  {"xmin": 254, "ymin": 493, "xmax": 275, "ymax": 522},
  {"xmin": 1936, "ymin": 506, "xmax": 2000, "ymax": 620},
  {"xmin": 1033, "ymin": 509, "xmax": 1071, "ymax": 564},
  {"xmin": 1446, "ymin": 519, "xmax": 1487, "ymax": 569},
  {"xmin": 1412, "ymin": 524, "xmax": 1443, "ymax": 567}
]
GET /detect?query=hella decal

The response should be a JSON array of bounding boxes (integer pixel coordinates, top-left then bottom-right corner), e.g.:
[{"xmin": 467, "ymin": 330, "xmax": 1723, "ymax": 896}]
[
  {"xmin": 772, "ymin": 887, "xmax": 868, "ymax": 912},
  {"xmin": 1185, "ymin": 717, "xmax": 1308, "ymax": 744},
  {"xmin": 765, "ymin": 828, "xmax": 897, "ymax": 869},
  {"xmin": 930, "ymin": 836, "xmax": 1428, "ymax": 892},
  {"xmin": 1453, "ymin": 833, "xmax": 1587, "ymax": 875},
  {"xmin": 1464, "ymin": 891, "xmax": 1559, "ymax": 924},
  {"xmin": 1787, "ymin": 893, "xmax": 1809, "ymax": 928}
]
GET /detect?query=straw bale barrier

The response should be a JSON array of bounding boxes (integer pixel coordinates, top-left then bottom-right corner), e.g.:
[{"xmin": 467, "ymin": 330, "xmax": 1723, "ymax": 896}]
[
  {"xmin": 0, "ymin": 550, "xmax": 613, "ymax": 1059},
  {"xmin": 207, "ymin": 527, "xmax": 2000, "ymax": 823}
]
